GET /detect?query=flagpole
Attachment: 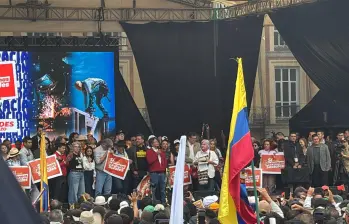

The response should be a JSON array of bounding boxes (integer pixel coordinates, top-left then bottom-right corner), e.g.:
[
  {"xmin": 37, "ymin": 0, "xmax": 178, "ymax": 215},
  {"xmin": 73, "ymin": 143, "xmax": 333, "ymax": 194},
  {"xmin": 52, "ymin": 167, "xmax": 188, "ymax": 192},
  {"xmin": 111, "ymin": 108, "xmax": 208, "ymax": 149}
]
[{"xmin": 250, "ymin": 160, "xmax": 260, "ymax": 224}]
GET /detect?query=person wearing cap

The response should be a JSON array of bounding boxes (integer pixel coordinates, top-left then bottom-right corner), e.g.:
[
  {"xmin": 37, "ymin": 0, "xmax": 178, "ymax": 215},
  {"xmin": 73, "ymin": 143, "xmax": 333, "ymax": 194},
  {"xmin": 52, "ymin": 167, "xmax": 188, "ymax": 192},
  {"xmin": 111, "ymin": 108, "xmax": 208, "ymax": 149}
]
[
  {"xmin": 128, "ymin": 134, "xmax": 148, "ymax": 189},
  {"xmin": 77, "ymin": 135, "xmax": 88, "ymax": 154},
  {"xmin": 94, "ymin": 138, "xmax": 114, "ymax": 197},
  {"xmin": 112, "ymin": 141, "xmax": 130, "ymax": 194},
  {"xmin": 80, "ymin": 211, "xmax": 95, "ymax": 224},
  {"xmin": 67, "ymin": 141, "xmax": 85, "ymax": 208},
  {"xmin": 6, "ymin": 148, "xmax": 23, "ymax": 166},
  {"xmin": 114, "ymin": 130, "xmax": 125, "ymax": 144},
  {"xmin": 169, "ymin": 139, "xmax": 180, "ymax": 166}
]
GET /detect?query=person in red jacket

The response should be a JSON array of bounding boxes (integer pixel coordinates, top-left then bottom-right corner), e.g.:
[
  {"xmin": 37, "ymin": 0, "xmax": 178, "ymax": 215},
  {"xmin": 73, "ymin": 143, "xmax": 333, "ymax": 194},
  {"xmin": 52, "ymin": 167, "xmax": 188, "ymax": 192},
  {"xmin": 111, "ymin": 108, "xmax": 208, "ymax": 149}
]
[
  {"xmin": 146, "ymin": 137, "xmax": 167, "ymax": 204},
  {"xmin": 54, "ymin": 143, "xmax": 68, "ymax": 202}
]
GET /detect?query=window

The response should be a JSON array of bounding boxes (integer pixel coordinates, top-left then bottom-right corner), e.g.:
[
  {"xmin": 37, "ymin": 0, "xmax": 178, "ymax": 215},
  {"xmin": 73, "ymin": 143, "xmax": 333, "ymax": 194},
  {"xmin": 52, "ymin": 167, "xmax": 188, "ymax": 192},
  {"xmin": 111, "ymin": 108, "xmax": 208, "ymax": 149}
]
[
  {"xmin": 274, "ymin": 30, "xmax": 287, "ymax": 50},
  {"xmin": 275, "ymin": 67, "xmax": 299, "ymax": 118}
]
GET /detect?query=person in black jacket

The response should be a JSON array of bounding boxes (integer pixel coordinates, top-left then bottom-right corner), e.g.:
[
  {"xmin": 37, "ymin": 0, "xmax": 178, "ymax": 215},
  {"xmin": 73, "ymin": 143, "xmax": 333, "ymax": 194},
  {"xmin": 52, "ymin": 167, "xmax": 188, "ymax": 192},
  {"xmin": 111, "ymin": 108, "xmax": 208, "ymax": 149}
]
[
  {"xmin": 284, "ymin": 132, "xmax": 305, "ymax": 168},
  {"xmin": 127, "ymin": 134, "xmax": 148, "ymax": 190},
  {"xmin": 31, "ymin": 125, "xmax": 44, "ymax": 151}
]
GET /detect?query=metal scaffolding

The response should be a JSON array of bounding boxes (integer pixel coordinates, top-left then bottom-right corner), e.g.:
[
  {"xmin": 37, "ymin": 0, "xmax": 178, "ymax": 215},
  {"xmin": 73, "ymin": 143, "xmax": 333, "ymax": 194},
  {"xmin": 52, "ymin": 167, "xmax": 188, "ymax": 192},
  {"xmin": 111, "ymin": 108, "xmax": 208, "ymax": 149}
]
[
  {"xmin": 0, "ymin": 0, "xmax": 316, "ymax": 22},
  {"xmin": 167, "ymin": 0, "xmax": 213, "ymax": 8},
  {"xmin": 0, "ymin": 36, "xmax": 120, "ymax": 47}
]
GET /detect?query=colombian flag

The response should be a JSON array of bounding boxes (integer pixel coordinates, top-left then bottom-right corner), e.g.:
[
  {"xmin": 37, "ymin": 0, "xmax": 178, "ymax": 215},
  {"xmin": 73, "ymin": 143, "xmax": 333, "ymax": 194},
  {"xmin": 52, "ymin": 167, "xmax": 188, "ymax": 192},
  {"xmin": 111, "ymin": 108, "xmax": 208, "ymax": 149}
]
[
  {"xmin": 218, "ymin": 58, "xmax": 257, "ymax": 224},
  {"xmin": 40, "ymin": 133, "xmax": 49, "ymax": 212}
]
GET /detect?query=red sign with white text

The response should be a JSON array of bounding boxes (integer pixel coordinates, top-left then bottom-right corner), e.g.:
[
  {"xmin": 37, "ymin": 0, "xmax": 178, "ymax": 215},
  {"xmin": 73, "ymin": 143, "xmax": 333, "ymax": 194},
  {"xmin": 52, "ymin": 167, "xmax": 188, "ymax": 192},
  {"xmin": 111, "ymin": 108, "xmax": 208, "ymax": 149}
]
[
  {"xmin": 10, "ymin": 166, "xmax": 31, "ymax": 189},
  {"xmin": 244, "ymin": 168, "xmax": 262, "ymax": 189},
  {"xmin": 28, "ymin": 155, "xmax": 62, "ymax": 183},
  {"xmin": 260, "ymin": 154, "xmax": 285, "ymax": 174},
  {"xmin": 103, "ymin": 153, "xmax": 130, "ymax": 180},
  {"xmin": 0, "ymin": 61, "xmax": 17, "ymax": 99},
  {"xmin": 137, "ymin": 175, "xmax": 151, "ymax": 197},
  {"xmin": 169, "ymin": 164, "xmax": 192, "ymax": 187}
]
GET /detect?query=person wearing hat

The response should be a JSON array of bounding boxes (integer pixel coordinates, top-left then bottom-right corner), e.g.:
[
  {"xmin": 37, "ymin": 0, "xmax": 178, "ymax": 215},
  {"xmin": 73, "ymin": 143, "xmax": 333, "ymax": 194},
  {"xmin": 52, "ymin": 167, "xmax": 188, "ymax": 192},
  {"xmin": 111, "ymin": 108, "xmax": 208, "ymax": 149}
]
[
  {"xmin": 7, "ymin": 148, "xmax": 23, "ymax": 166},
  {"xmin": 80, "ymin": 211, "xmax": 95, "ymax": 224},
  {"xmin": 169, "ymin": 139, "xmax": 180, "ymax": 166},
  {"xmin": 114, "ymin": 130, "xmax": 125, "ymax": 144},
  {"xmin": 112, "ymin": 141, "xmax": 130, "ymax": 194},
  {"xmin": 77, "ymin": 135, "xmax": 88, "ymax": 154}
]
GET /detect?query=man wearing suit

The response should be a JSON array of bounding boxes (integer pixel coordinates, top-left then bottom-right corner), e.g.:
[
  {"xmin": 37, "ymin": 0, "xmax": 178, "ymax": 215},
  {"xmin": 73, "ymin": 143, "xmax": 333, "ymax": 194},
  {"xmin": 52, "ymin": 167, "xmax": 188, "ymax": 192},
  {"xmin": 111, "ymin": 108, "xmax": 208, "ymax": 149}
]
[
  {"xmin": 185, "ymin": 132, "xmax": 201, "ymax": 165},
  {"xmin": 307, "ymin": 134, "xmax": 331, "ymax": 187},
  {"xmin": 284, "ymin": 132, "xmax": 305, "ymax": 168},
  {"xmin": 31, "ymin": 125, "xmax": 44, "ymax": 151}
]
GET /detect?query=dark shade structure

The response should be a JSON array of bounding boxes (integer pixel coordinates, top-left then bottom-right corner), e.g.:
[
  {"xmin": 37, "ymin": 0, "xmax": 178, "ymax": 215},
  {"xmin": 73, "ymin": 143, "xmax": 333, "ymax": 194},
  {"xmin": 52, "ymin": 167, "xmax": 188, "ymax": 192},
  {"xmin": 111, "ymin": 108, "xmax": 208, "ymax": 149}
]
[
  {"xmin": 269, "ymin": 0, "xmax": 349, "ymax": 103},
  {"xmin": 0, "ymin": 158, "xmax": 42, "ymax": 224},
  {"xmin": 289, "ymin": 91, "xmax": 349, "ymax": 136},
  {"xmin": 121, "ymin": 16, "xmax": 263, "ymax": 140},
  {"xmin": 115, "ymin": 66, "xmax": 151, "ymax": 137}
]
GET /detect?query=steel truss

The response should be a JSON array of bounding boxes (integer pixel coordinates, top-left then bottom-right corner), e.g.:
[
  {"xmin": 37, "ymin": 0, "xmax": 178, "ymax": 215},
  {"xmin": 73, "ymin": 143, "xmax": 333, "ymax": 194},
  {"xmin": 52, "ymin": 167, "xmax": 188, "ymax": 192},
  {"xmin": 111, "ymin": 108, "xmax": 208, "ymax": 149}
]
[
  {"xmin": 0, "ymin": 36, "xmax": 120, "ymax": 47},
  {"xmin": 0, "ymin": 0, "xmax": 316, "ymax": 21},
  {"xmin": 167, "ymin": 0, "xmax": 212, "ymax": 8}
]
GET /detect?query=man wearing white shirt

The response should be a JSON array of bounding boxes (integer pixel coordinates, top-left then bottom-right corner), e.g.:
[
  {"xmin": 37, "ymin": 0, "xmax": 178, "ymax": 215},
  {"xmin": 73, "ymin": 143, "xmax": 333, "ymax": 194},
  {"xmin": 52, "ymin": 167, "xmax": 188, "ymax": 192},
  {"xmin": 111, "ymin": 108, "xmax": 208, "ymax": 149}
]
[
  {"xmin": 185, "ymin": 132, "xmax": 200, "ymax": 165},
  {"xmin": 19, "ymin": 136, "xmax": 34, "ymax": 165},
  {"xmin": 193, "ymin": 139, "xmax": 219, "ymax": 191}
]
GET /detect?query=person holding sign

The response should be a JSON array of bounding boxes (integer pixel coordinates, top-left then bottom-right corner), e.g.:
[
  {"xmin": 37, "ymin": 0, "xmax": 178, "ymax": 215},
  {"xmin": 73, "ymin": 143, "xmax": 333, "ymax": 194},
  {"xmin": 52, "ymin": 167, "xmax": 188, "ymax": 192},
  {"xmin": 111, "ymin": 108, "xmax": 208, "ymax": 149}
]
[
  {"xmin": 258, "ymin": 139, "xmax": 278, "ymax": 193},
  {"xmin": 112, "ymin": 140, "xmax": 130, "ymax": 194}
]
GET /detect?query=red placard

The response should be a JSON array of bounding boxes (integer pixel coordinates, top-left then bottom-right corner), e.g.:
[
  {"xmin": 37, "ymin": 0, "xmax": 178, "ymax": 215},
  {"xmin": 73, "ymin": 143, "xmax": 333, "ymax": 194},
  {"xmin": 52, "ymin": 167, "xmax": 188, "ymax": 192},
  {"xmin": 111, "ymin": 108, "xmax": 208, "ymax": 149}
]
[
  {"xmin": 103, "ymin": 153, "xmax": 130, "ymax": 180},
  {"xmin": 260, "ymin": 154, "xmax": 285, "ymax": 174},
  {"xmin": 244, "ymin": 168, "xmax": 262, "ymax": 189},
  {"xmin": 28, "ymin": 155, "xmax": 63, "ymax": 183},
  {"xmin": 137, "ymin": 175, "xmax": 151, "ymax": 197},
  {"xmin": 10, "ymin": 166, "xmax": 31, "ymax": 189},
  {"xmin": 168, "ymin": 164, "xmax": 192, "ymax": 187},
  {"xmin": 0, "ymin": 61, "xmax": 17, "ymax": 100}
]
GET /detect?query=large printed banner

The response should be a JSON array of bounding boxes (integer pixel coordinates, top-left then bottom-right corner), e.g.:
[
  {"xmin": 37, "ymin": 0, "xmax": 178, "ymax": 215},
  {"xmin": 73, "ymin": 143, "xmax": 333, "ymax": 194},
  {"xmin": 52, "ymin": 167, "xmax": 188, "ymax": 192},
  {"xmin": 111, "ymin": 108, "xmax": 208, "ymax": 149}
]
[
  {"xmin": 10, "ymin": 166, "xmax": 31, "ymax": 189},
  {"xmin": 103, "ymin": 153, "xmax": 130, "ymax": 180},
  {"xmin": 0, "ymin": 119, "xmax": 17, "ymax": 132},
  {"xmin": 0, "ymin": 61, "xmax": 17, "ymax": 100},
  {"xmin": 244, "ymin": 168, "xmax": 262, "ymax": 189},
  {"xmin": 28, "ymin": 155, "xmax": 62, "ymax": 183},
  {"xmin": 168, "ymin": 165, "xmax": 192, "ymax": 187},
  {"xmin": 260, "ymin": 153, "xmax": 285, "ymax": 174}
]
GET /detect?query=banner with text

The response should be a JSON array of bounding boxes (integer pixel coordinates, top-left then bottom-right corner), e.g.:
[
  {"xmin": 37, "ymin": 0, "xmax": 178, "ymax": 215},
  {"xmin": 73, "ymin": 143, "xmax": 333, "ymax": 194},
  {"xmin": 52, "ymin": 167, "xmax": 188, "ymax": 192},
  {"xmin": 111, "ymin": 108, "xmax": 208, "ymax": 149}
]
[
  {"xmin": 169, "ymin": 164, "xmax": 192, "ymax": 187},
  {"xmin": 244, "ymin": 168, "xmax": 263, "ymax": 188},
  {"xmin": 260, "ymin": 153, "xmax": 285, "ymax": 174},
  {"xmin": 10, "ymin": 166, "xmax": 31, "ymax": 189},
  {"xmin": 137, "ymin": 175, "xmax": 151, "ymax": 197},
  {"xmin": 103, "ymin": 153, "xmax": 130, "ymax": 180},
  {"xmin": 28, "ymin": 155, "xmax": 62, "ymax": 183},
  {"xmin": 0, "ymin": 61, "xmax": 17, "ymax": 100},
  {"xmin": 0, "ymin": 119, "xmax": 18, "ymax": 132}
]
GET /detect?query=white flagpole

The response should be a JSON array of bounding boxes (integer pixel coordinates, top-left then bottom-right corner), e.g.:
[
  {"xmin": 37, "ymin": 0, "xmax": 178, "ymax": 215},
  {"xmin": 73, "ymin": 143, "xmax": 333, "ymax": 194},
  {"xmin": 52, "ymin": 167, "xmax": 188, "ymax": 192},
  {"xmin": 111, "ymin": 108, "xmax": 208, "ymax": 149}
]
[{"xmin": 169, "ymin": 135, "xmax": 186, "ymax": 224}]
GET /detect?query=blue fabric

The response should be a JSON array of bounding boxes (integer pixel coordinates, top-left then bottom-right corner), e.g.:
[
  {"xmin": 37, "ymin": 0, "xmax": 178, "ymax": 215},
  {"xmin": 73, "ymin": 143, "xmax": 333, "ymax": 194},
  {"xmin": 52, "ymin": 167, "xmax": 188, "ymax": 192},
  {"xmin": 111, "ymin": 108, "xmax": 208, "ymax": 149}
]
[
  {"xmin": 150, "ymin": 172, "xmax": 166, "ymax": 204},
  {"xmin": 68, "ymin": 171, "xmax": 85, "ymax": 204},
  {"xmin": 95, "ymin": 170, "xmax": 112, "ymax": 197}
]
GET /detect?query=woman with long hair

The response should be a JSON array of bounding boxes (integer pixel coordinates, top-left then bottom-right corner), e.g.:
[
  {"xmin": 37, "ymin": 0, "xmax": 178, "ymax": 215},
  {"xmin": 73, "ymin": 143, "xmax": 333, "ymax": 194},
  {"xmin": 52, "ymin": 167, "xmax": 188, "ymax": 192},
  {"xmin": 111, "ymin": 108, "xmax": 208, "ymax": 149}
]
[
  {"xmin": 258, "ymin": 139, "xmax": 278, "ymax": 193},
  {"xmin": 169, "ymin": 139, "xmax": 180, "ymax": 166},
  {"xmin": 299, "ymin": 138, "xmax": 308, "ymax": 167},
  {"xmin": 83, "ymin": 146, "xmax": 95, "ymax": 196}
]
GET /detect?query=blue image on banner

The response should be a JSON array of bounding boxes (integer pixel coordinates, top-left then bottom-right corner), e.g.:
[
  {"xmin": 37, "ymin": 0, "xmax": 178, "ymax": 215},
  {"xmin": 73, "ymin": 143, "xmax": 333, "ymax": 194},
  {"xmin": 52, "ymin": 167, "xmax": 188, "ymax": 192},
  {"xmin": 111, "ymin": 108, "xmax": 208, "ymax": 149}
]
[
  {"xmin": 67, "ymin": 52, "xmax": 116, "ymax": 134},
  {"xmin": 0, "ymin": 51, "xmax": 32, "ymax": 142}
]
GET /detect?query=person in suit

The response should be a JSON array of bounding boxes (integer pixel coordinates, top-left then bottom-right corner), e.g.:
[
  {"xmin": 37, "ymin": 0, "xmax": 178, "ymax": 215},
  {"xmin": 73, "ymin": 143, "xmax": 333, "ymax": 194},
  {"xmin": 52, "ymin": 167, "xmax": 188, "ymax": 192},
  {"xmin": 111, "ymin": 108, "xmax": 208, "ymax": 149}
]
[
  {"xmin": 284, "ymin": 132, "xmax": 305, "ymax": 168},
  {"xmin": 31, "ymin": 125, "xmax": 44, "ymax": 151},
  {"xmin": 307, "ymin": 134, "xmax": 331, "ymax": 187}
]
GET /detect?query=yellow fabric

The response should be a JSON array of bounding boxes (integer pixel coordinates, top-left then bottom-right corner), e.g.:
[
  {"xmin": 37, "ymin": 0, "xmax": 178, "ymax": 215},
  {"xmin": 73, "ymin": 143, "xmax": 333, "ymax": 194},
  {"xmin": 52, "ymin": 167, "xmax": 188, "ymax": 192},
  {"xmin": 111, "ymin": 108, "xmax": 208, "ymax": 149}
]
[
  {"xmin": 40, "ymin": 133, "xmax": 49, "ymax": 212},
  {"xmin": 218, "ymin": 58, "xmax": 246, "ymax": 224}
]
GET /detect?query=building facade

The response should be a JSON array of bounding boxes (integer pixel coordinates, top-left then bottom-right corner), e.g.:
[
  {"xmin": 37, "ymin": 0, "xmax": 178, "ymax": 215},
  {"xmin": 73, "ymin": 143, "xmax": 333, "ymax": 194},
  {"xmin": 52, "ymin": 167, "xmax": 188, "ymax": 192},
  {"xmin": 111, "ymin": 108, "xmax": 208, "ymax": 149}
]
[{"xmin": 249, "ymin": 15, "xmax": 319, "ymax": 140}]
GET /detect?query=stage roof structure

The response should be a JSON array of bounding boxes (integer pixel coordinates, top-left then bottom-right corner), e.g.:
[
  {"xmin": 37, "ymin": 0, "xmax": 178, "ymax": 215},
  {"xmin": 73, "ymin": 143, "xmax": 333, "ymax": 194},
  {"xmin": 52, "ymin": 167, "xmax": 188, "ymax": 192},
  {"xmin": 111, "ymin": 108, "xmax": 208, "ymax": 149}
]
[{"xmin": 0, "ymin": 0, "xmax": 316, "ymax": 22}]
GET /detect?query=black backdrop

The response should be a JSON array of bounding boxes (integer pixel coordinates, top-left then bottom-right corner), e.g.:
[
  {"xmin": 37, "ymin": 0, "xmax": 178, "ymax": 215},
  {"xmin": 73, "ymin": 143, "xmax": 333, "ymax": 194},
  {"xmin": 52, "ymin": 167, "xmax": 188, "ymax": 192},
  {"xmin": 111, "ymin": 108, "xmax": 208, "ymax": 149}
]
[
  {"xmin": 269, "ymin": 0, "xmax": 349, "ymax": 103},
  {"xmin": 121, "ymin": 16, "xmax": 263, "ymax": 140}
]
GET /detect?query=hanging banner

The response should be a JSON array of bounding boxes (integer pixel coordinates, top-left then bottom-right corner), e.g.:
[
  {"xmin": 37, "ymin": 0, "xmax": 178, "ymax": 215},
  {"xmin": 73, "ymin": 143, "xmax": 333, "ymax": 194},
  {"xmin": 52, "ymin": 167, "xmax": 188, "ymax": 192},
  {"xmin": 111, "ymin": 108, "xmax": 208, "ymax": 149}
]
[
  {"xmin": 244, "ymin": 168, "xmax": 263, "ymax": 189},
  {"xmin": 28, "ymin": 155, "xmax": 62, "ymax": 183},
  {"xmin": 0, "ymin": 119, "xmax": 17, "ymax": 132},
  {"xmin": 103, "ymin": 153, "xmax": 130, "ymax": 180},
  {"xmin": 0, "ymin": 61, "xmax": 18, "ymax": 100},
  {"xmin": 168, "ymin": 164, "xmax": 192, "ymax": 187},
  {"xmin": 10, "ymin": 166, "xmax": 31, "ymax": 189},
  {"xmin": 260, "ymin": 153, "xmax": 285, "ymax": 174}
]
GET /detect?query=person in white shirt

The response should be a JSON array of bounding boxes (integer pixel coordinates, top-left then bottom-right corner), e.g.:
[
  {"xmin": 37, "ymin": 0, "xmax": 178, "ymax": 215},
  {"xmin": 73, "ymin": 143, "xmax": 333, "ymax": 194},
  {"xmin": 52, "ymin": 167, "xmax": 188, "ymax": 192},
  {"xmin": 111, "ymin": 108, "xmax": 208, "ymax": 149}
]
[
  {"xmin": 193, "ymin": 139, "xmax": 219, "ymax": 191},
  {"xmin": 19, "ymin": 136, "xmax": 34, "ymax": 165},
  {"xmin": 259, "ymin": 139, "xmax": 279, "ymax": 193},
  {"xmin": 83, "ymin": 146, "xmax": 96, "ymax": 196}
]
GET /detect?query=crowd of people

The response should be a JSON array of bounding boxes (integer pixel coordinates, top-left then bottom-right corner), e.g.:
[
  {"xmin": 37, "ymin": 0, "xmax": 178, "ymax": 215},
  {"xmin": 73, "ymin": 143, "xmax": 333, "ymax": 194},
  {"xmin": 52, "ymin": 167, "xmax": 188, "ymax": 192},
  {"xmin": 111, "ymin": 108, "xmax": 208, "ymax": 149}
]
[{"xmin": 2, "ymin": 126, "xmax": 349, "ymax": 223}]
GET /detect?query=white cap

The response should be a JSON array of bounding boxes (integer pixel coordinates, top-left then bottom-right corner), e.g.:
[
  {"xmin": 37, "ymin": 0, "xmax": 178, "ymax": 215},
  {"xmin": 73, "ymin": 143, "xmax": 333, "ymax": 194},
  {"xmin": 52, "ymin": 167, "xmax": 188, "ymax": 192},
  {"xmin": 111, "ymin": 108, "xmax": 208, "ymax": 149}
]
[
  {"xmin": 174, "ymin": 139, "xmax": 180, "ymax": 144},
  {"xmin": 148, "ymin": 135, "xmax": 156, "ymax": 140},
  {"xmin": 203, "ymin": 195, "xmax": 219, "ymax": 208}
]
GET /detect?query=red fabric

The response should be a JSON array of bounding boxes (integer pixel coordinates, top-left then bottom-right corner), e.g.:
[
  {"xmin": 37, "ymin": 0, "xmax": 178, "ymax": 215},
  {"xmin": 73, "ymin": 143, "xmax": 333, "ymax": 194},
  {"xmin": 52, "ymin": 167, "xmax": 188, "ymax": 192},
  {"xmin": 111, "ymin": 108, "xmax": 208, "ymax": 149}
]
[
  {"xmin": 54, "ymin": 151, "xmax": 67, "ymax": 176},
  {"xmin": 146, "ymin": 148, "xmax": 167, "ymax": 172},
  {"xmin": 229, "ymin": 132, "xmax": 254, "ymax": 214}
]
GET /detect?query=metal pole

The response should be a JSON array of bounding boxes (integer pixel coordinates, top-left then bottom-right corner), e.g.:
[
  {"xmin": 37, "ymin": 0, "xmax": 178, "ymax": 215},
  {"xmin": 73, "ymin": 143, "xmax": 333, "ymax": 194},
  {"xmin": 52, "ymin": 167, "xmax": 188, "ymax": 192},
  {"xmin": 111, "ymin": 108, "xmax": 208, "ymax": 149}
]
[{"xmin": 251, "ymin": 160, "xmax": 260, "ymax": 224}]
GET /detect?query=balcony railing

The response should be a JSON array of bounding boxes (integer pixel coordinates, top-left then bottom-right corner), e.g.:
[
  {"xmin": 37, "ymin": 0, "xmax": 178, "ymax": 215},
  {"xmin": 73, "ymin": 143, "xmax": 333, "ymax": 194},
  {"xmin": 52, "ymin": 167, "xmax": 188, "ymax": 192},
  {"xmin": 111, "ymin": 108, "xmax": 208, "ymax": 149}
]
[
  {"xmin": 249, "ymin": 107, "xmax": 271, "ymax": 125},
  {"xmin": 275, "ymin": 104, "xmax": 300, "ymax": 119},
  {"xmin": 249, "ymin": 105, "xmax": 302, "ymax": 125}
]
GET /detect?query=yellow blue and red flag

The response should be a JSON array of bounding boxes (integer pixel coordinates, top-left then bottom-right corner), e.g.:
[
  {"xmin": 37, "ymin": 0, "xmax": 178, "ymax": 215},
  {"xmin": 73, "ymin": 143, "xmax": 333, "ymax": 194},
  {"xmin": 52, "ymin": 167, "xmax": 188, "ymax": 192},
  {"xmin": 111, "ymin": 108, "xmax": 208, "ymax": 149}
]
[
  {"xmin": 218, "ymin": 58, "xmax": 257, "ymax": 224},
  {"xmin": 40, "ymin": 133, "xmax": 49, "ymax": 212}
]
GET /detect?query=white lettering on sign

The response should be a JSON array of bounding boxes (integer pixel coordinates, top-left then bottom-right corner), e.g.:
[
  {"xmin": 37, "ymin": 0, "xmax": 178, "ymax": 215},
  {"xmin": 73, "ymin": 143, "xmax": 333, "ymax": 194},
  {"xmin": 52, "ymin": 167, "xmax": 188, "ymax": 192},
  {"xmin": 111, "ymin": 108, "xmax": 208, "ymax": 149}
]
[
  {"xmin": 265, "ymin": 158, "xmax": 285, "ymax": 169},
  {"xmin": 0, "ymin": 76, "xmax": 10, "ymax": 88},
  {"xmin": 108, "ymin": 158, "xmax": 126, "ymax": 172},
  {"xmin": 47, "ymin": 162, "xmax": 57, "ymax": 173}
]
